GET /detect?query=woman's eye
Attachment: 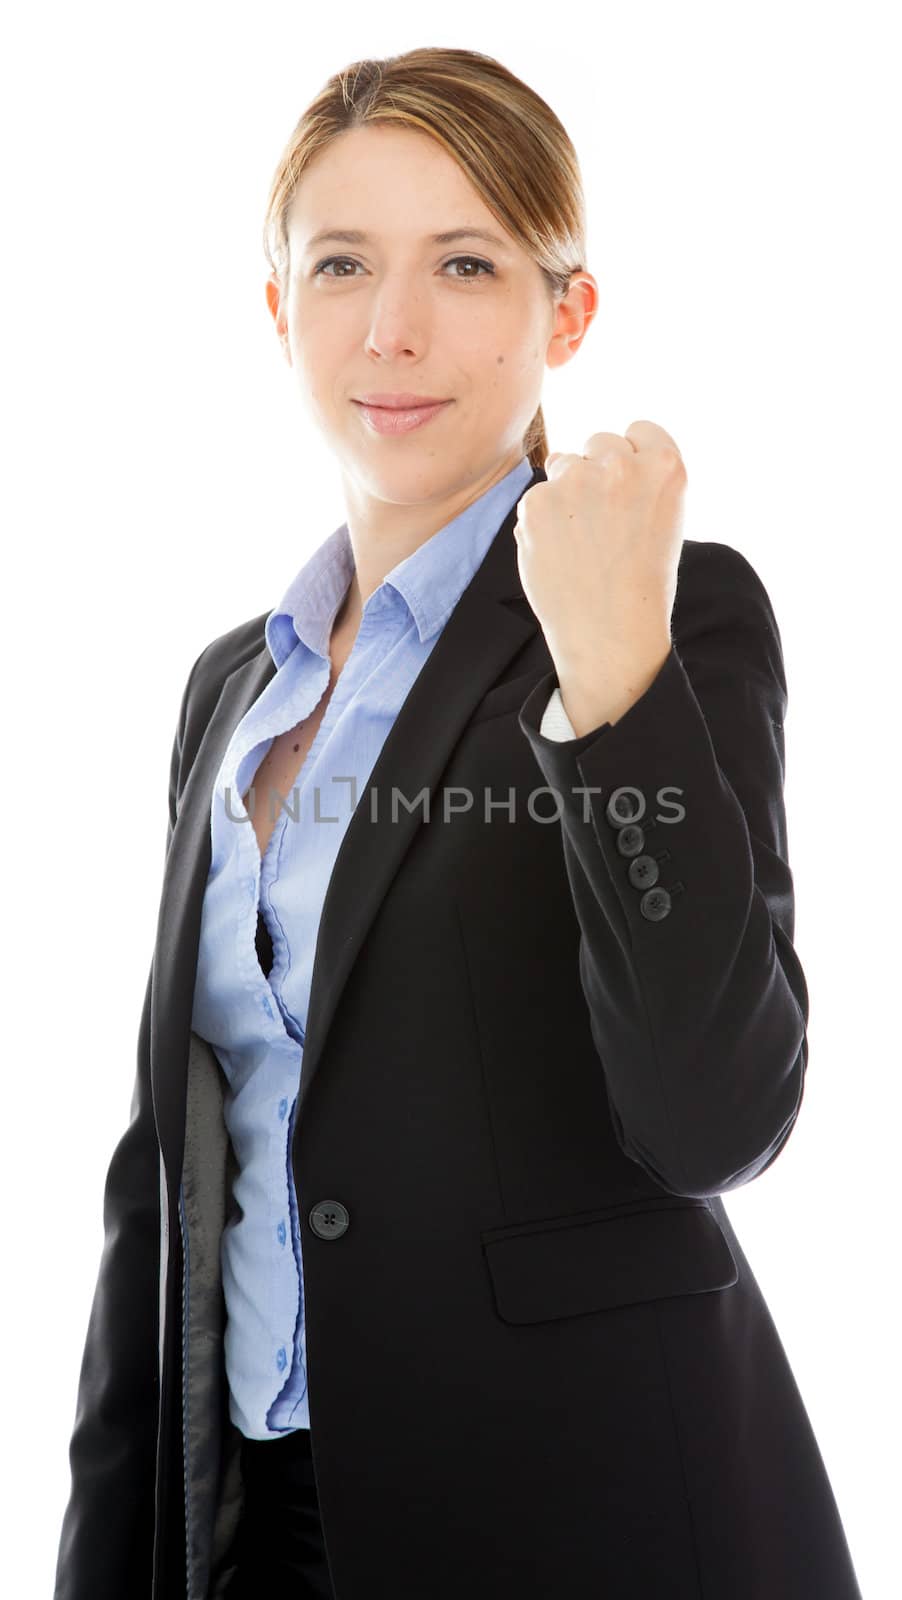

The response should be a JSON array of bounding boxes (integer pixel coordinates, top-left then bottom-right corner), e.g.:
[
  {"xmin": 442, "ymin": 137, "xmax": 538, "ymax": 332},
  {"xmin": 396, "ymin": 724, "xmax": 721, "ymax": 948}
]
[
  {"xmin": 443, "ymin": 256, "xmax": 495, "ymax": 281},
  {"xmin": 312, "ymin": 254, "xmax": 494, "ymax": 283}
]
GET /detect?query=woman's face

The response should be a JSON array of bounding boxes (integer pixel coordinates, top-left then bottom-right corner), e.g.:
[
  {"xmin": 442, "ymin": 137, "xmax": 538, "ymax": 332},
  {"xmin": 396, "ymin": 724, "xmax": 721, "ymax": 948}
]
[{"xmin": 266, "ymin": 123, "xmax": 589, "ymax": 511}]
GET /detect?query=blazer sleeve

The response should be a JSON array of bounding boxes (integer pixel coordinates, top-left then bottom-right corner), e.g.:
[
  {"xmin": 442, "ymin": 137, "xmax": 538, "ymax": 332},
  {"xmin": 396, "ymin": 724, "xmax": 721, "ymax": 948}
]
[
  {"xmin": 53, "ymin": 650, "xmax": 202, "ymax": 1600},
  {"xmin": 516, "ymin": 540, "xmax": 809, "ymax": 1200}
]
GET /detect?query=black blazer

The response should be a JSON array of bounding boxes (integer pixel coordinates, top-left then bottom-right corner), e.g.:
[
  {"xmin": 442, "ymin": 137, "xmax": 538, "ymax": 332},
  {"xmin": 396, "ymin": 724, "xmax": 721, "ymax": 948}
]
[{"xmin": 54, "ymin": 465, "xmax": 863, "ymax": 1598}]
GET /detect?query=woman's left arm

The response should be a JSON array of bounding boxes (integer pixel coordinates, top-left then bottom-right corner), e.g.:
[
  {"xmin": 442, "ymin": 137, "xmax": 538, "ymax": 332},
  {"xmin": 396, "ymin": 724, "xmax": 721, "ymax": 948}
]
[{"xmin": 514, "ymin": 426, "xmax": 808, "ymax": 1199}]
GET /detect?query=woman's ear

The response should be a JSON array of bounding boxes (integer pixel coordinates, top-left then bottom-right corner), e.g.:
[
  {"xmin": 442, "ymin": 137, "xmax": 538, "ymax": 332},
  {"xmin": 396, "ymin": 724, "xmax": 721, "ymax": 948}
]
[{"xmin": 265, "ymin": 274, "xmax": 292, "ymax": 366}]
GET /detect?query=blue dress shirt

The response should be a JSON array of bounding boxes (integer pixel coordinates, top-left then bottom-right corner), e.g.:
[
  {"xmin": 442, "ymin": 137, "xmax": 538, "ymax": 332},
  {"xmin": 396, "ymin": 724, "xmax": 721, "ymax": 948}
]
[{"xmin": 189, "ymin": 454, "xmax": 575, "ymax": 1440}]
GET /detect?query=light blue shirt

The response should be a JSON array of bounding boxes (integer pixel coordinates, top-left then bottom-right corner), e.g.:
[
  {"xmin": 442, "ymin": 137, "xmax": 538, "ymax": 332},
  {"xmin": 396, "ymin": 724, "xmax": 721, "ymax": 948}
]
[{"xmin": 189, "ymin": 454, "xmax": 574, "ymax": 1440}]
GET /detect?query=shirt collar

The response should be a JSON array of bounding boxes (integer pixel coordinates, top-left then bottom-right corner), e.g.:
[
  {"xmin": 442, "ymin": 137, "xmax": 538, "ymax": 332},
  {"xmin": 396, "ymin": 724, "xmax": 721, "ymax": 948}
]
[{"xmin": 264, "ymin": 455, "xmax": 534, "ymax": 669}]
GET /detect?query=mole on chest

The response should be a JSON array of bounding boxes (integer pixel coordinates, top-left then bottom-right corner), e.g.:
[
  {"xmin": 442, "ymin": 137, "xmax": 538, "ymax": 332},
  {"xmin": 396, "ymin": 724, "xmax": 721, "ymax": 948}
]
[
  {"xmin": 243, "ymin": 618, "xmax": 356, "ymax": 859},
  {"xmin": 243, "ymin": 685, "xmax": 335, "ymax": 858}
]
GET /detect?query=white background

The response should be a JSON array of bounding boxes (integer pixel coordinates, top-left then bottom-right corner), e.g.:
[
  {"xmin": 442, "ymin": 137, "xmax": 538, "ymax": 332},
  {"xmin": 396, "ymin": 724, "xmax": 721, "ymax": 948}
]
[{"xmin": 2, "ymin": 4, "xmax": 897, "ymax": 1595}]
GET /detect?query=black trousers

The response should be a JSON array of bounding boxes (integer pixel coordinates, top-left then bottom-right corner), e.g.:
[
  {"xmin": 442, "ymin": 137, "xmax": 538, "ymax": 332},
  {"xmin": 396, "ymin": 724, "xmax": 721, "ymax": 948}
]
[{"xmin": 225, "ymin": 1427, "xmax": 336, "ymax": 1598}]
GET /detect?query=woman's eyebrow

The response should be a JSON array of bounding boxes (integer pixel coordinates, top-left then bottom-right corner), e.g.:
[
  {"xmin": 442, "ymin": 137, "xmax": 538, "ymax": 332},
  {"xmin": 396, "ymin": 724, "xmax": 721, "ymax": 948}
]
[{"xmin": 302, "ymin": 227, "xmax": 510, "ymax": 251}]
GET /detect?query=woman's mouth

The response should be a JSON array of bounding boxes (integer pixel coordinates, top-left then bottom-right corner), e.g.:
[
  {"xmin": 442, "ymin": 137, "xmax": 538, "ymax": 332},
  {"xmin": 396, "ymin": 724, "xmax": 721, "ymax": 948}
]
[{"xmin": 351, "ymin": 399, "xmax": 453, "ymax": 436}]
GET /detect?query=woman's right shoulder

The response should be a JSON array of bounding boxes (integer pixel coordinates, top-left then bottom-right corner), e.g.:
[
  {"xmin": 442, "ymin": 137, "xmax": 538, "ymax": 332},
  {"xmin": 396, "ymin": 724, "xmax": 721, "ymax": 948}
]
[{"xmin": 181, "ymin": 605, "xmax": 272, "ymax": 721}]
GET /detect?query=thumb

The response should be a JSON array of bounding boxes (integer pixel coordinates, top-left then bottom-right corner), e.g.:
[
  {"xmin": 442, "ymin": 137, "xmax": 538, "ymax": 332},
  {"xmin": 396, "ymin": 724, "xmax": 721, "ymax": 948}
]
[{"xmin": 545, "ymin": 450, "xmax": 562, "ymax": 469}]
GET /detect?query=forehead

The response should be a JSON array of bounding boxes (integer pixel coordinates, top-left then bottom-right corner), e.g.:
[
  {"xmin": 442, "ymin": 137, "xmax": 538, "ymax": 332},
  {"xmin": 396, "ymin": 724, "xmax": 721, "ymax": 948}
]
[{"xmin": 285, "ymin": 125, "xmax": 517, "ymax": 253}]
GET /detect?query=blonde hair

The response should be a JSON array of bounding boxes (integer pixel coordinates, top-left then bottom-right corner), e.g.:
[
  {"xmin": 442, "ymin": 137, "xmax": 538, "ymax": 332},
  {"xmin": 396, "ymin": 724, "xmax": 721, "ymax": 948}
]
[{"xmin": 262, "ymin": 47, "xmax": 587, "ymax": 470}]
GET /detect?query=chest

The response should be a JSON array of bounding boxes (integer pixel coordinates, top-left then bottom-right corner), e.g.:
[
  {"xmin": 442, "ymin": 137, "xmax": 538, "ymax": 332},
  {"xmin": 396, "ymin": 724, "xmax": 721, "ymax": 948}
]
[
  {"xmin": 243, "ymin": 693, "xmax": 332, "ymax": 858},
  {"xmin": 242, "ymin": 624, "xmax": 356, "ymax": 860}
]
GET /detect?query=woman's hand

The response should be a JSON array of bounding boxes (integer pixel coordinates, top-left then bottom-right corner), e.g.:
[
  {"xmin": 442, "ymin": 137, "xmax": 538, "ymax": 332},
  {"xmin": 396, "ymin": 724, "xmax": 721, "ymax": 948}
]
[{"xmin": 513, "ymin": 420, "xmax": 687, "ymax": 733}]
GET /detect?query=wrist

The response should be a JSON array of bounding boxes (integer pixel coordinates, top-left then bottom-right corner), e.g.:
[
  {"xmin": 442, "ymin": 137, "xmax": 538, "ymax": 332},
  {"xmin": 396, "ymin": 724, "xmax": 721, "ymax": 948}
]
[{"xmin": 555, "ymin": 639, "xmax": 672, "ymax": 737}]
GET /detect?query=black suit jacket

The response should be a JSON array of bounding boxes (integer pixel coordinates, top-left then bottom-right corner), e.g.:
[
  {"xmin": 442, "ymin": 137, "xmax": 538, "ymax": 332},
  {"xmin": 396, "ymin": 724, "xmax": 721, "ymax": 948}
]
[{"xmin": 54, "ymin": 466, "xmax": 863, "ymax": 1598}]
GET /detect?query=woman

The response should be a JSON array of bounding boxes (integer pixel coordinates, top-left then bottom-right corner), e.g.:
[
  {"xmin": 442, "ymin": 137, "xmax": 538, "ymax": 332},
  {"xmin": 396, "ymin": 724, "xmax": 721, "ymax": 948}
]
[{"xmin": 54, "ymin": 45, "xmax": 863, "ymax": 1600}]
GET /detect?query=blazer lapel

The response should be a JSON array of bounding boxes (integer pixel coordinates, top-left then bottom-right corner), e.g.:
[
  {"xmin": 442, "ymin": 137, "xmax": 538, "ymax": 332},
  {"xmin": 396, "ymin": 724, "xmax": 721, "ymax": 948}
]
[
  {"xmin": 152, "ymin": 466, "xmax": 546, "ymax": 1188},
  {"xmin": 151, "ymin": 645, "xmax": 278, "ymax": 1183}
]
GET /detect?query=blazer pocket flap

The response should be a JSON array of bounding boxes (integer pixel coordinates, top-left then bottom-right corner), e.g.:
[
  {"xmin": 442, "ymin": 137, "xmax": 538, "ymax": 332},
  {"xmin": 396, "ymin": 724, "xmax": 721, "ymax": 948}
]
[{"xmin": 481, "ymin": 1200, "xmax": 738, "ymax": 1324}]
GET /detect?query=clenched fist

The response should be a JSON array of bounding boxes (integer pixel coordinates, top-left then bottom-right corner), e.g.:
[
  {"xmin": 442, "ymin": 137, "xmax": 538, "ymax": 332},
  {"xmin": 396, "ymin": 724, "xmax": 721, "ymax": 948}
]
[{"xmin": 513, "ymin": 420, "xmax": 687, "ymax": 734}]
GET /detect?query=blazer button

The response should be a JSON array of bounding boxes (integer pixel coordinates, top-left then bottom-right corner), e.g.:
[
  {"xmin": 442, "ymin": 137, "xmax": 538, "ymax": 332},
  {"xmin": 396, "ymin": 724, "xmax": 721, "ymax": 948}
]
[
  {"xmin": 309, "ymin": 1200, "xmax": 350, "ymax": 1239},
  {"xmin": 616, "ymin": 823, "xmax": 645, "ymax": 858},
  {"xmin": 640, "ymin": 887, "xmax": 672, "ymax": 921},
  {"xmin": 605, "ymin": 789, "xmax": 645, "ymax": 826},
  {"xmin": 628, "ymin": 854, "xmax": 659, "ymax": 889}
]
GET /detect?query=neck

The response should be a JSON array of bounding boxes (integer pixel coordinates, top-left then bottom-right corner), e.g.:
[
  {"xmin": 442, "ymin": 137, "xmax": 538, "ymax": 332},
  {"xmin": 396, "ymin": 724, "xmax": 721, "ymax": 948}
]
[{"xmin": 338, "ymin": 449, "xmax": 526, "ymax": 614}]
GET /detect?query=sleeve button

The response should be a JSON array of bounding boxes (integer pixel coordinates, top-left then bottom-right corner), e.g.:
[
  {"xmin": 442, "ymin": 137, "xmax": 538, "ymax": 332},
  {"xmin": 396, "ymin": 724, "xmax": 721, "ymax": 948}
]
[
  {"xmin": 640, "ymin": 887, "xmax": 672, "ymax": 921},
  {"xmin": 605, "ymin": 788, "xmax": 645, "ymax": 826},
  {"xmin": 628, "ymin": 854, "xmax": 659, "ymax": 888},
  {"xmin": 616, "ymin": 823, "xmax": 646, "ymax": 858}
]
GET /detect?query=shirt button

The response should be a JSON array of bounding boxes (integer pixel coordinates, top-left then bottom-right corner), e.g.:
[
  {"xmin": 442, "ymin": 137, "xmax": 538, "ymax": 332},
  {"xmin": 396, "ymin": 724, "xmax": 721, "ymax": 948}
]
[
  {"xmin": 278, "ymin": 1098, "xmax": 289, "ymax": 1121},
  {"xmin": 276, "ymin": 1347, "xmax": 288, "ymax": 1372},
  {"xmin": 277, "ymin": 1219, "xmax": 287, "ymax": 1247}
]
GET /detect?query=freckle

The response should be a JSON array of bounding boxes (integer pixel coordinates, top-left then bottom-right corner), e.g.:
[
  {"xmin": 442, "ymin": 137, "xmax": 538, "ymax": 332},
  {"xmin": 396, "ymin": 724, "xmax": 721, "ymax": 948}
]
[
  {"xmin": 496, "ymin": 355, "xmax": 504, "ymax": 364},
  {"xmin": 293, "ymin": 744, "xmax": 299, "ymax": 752}
]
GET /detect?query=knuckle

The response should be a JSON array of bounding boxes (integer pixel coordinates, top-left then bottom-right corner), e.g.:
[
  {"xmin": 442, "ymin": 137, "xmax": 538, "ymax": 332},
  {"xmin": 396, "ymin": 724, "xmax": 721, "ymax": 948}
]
[{"xmin": 657, "ymin": 445, "xmax": 686, "ymax": 479}]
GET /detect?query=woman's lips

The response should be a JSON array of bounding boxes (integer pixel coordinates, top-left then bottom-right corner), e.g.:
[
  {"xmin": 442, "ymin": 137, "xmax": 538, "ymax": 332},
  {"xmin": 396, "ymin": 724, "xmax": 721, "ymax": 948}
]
[{"xmin": 352, "ymin": 399, "xmax": 452, "ymax": 436}]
